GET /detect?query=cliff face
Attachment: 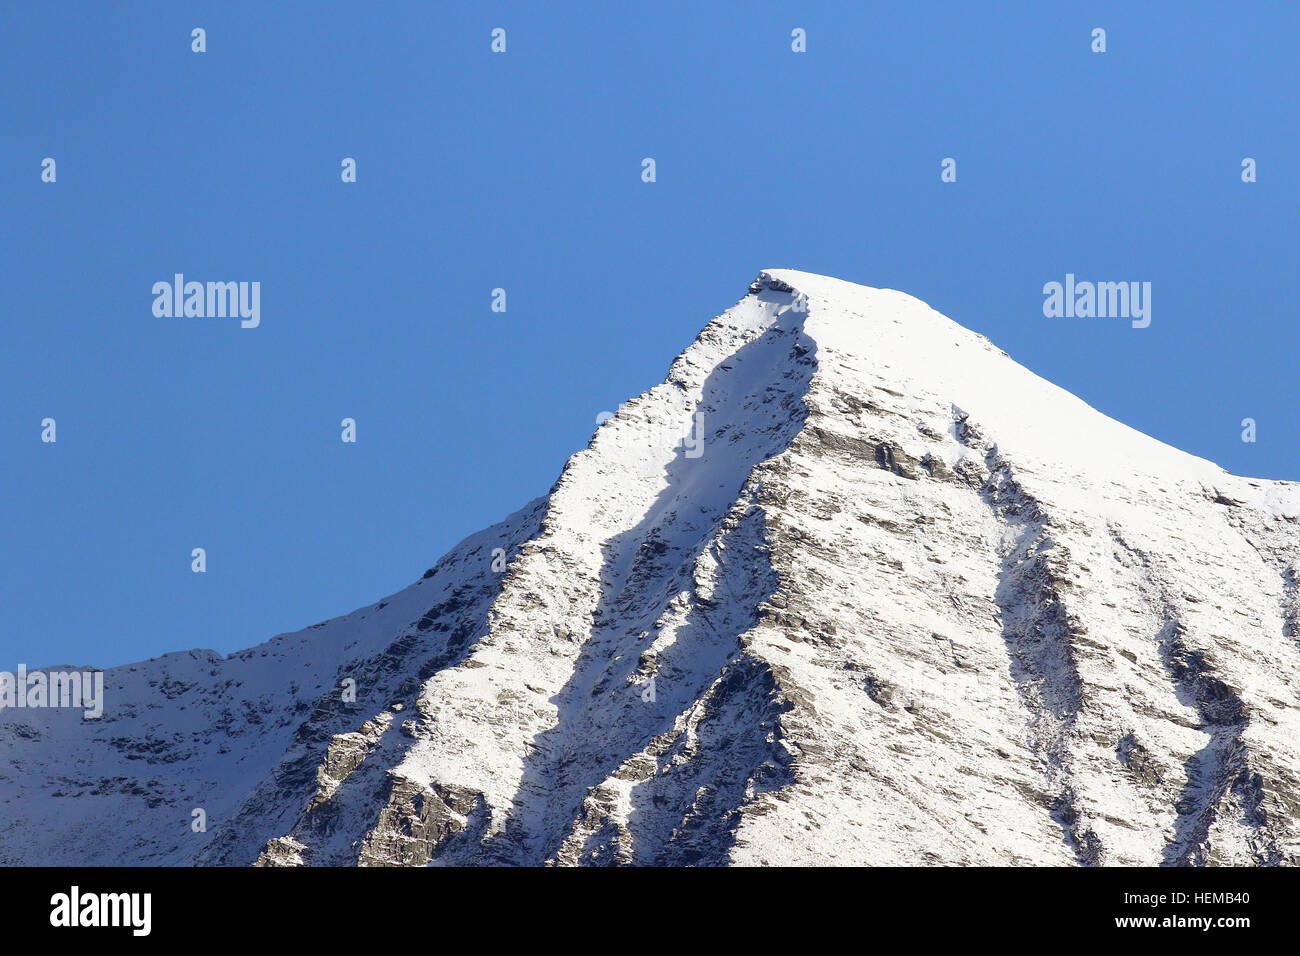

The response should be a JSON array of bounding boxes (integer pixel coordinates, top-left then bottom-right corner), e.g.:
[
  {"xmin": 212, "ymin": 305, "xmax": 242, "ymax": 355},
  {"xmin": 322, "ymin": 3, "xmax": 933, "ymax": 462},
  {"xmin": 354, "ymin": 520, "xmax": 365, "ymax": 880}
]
[{"xmin": 4, "ymin": 270, "xmax": 1299, "ymax": 866}]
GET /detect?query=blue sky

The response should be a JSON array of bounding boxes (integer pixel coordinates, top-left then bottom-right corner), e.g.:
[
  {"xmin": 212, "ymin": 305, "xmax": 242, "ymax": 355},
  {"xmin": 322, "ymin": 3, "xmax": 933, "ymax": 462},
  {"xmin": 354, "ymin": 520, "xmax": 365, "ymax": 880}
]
[{"xmin": 3, "ymin": 1, "xmax": 1296, "ymax": 668}]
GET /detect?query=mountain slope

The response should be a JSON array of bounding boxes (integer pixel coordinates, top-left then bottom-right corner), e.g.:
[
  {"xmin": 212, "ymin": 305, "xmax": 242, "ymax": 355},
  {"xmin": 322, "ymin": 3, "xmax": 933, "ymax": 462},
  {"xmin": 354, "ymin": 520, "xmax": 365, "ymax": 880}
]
[{"xmin": 3, "ymin": 269, "xmax": 1299, "ymax": 866}]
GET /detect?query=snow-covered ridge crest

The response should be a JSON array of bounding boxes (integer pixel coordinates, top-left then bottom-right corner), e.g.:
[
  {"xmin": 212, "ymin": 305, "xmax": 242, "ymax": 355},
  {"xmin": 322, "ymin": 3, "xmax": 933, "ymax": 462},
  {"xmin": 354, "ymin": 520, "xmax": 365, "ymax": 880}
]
[{"xmin": 3, "ymin": 270, "xmax": 1300, "ymax": 866}]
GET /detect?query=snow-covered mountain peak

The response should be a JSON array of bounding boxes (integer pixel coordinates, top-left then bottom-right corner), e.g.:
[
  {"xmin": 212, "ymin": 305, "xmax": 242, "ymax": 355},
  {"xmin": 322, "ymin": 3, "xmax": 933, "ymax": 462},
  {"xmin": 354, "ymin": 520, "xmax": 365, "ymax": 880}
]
[{"xmin": 4, "ymin": 270, "xmax": 1299, "ymax": 866}]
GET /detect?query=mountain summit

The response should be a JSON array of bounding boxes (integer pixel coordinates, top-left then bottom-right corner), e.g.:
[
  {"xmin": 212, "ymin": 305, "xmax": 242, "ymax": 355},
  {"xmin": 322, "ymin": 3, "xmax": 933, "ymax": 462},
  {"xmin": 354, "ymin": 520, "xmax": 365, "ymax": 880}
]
[{"xmin": 4, "ymin": 270, "xmax": 1298, "ymax": 866}]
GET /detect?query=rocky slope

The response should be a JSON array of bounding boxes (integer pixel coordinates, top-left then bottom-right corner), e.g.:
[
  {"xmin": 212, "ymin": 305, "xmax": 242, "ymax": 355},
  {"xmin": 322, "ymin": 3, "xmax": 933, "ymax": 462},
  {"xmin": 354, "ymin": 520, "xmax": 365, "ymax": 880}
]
[{"xmin": 3, "ymin": 269, "xmax": 1299, "ymax": 866}]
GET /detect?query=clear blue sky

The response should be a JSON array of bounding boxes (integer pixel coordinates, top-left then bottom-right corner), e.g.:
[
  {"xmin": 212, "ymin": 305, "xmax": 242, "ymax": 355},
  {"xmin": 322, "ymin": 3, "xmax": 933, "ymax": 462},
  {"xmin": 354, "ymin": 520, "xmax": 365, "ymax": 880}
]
[{"xmin": 3, "ymin": 2, "xmax": 1296, "ymax": 668}]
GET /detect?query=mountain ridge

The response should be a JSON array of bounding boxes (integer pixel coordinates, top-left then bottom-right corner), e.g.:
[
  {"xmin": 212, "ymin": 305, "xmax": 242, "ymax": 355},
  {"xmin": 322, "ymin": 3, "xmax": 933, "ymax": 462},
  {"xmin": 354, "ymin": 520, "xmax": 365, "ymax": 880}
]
[{"xmin": 3, "ymin": 269, "xmax": 1298, "ymax": 866}]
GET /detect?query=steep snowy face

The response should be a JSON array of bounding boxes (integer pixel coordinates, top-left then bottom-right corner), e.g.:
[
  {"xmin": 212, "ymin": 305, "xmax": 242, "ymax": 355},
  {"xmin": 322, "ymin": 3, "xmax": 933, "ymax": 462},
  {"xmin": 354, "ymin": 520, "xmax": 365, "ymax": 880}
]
[
  {"xmin": 722, "ymin": 272, "xmax": 1300, "ymax": 866},
  {"xmin": 3, "ymin": 270, "xmax": 1299, "ymax": 866}
]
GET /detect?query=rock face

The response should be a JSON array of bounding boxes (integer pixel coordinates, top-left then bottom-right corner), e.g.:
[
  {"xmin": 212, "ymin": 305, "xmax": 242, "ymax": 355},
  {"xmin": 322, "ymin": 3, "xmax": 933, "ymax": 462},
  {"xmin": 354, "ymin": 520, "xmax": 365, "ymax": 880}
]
[{"xmin": 3, "ymin": 269, "xmax": 1300, "ymax": 866}]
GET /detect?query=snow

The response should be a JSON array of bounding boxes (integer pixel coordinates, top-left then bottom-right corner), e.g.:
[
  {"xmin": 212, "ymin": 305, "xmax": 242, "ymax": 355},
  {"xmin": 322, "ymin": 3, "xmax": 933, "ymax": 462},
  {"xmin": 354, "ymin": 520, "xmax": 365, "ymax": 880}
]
[{"xmin": 3, "ymin": 269, "xmax": 1298, "ymax": 866}]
